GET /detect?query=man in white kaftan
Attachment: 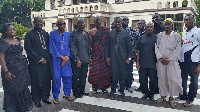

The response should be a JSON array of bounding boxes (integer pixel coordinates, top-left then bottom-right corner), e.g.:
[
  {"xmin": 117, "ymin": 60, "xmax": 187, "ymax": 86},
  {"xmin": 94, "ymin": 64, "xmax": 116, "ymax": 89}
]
[{"xmin": 155, "ymin": 19, "xmax": 183, "ymax": 106}]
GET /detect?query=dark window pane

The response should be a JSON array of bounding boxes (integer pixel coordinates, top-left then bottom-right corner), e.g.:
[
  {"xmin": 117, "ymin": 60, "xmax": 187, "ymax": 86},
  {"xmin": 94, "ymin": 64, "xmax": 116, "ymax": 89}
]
[
  {"xmin": 160, "ymin": 14, "xmax": 165, "ymax": 21},
  {"xmin": 174, "ymin": 23, "xmax": 183, "ymax": 32},
  {"xmin": 166, "ymin": 14, "xmax": 174, "ymax": 20},
  {"xmin": 175, "ymin": 13, "xmax": 183, "ymax": 21},
  {"xmin": 81, "ymin": 0, "xmax": 87, "ymax": 3},
  {"xmin": 73, "ymin": 0, "xmax": 77, "ymax": 5}
]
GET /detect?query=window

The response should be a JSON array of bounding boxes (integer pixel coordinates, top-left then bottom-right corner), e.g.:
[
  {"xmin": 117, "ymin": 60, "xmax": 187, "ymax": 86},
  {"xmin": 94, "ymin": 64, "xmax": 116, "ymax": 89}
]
[
  {"xmin": 73, "ymin": 0, "xmax": 77, "ymax": 5},
  {"xmin": 175, "ymin": 13, "xmax": 183, "ymax": 21},
  {"xmin": 157, "ymin": 2, "xmax": 162, "ymax": 9},
  {"xmin": 94, "ymin": 5, "xmax": 98, "ymax": 11},
  {"xmin": 90, "ymin": 5, "xmax": 93, "ymax": 11},
  {"xmin": 67, "ymin": 8, "xmax": 70, "ymax": 13},
  {"xmin": 81, "ymin": 0, "xmax": 87, "ymax": 3},
  {"xmin": 166, "ymin": 14, "xmax": 174, "ymax": 20},
  {"xmin": 173, "ymin": 1, "xmax": 178, "ymax": 8},
  {"xmin": 160, "ymin": 14, "xmax": 165, "ymax": 21},
  {"xmin": 52, "ymin": 23, "xmax": 57, "ymax": 30},
  {"xmin": 115, "ymin": 0, "xmax": 124, "ymax": 3},
  {"xmin": 63, "ymin": 8, "xmax": 66, "ymax": 13},
  {"xmin": 174, "ymin": 23, "xmax": 183, "ymax": 32},
  {"xmin": 80, "ymin": 7, "xmax": 83, "ymax": 12},
  {"xmin": 85, "ymin": 6, "xmax": 88, "ymax": 11},
  {"xmin": 165, "ymin": 1, "xmax": 170, "ymax": 8}
]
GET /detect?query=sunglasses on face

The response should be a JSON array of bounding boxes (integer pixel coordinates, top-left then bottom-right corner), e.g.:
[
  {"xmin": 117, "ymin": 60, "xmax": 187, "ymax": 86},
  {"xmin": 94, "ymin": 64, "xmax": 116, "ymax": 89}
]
[{"xmin": 57, "ymin": 23, "xmax": 66, "ymax": 26}]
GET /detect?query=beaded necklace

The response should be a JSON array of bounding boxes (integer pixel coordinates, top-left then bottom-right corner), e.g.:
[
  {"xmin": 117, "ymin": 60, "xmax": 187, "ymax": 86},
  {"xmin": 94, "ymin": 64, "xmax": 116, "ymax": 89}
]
[{"xmin": 37, "ymin": 30, "xmax": 46, "ymax": 49}]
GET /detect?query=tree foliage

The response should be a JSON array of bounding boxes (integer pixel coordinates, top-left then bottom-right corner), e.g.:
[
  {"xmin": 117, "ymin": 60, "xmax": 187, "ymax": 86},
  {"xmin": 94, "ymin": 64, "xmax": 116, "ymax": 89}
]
[
  {"xmin": 182, "ymin": 0, "xmax": 188, "ymax": 7},
  {"xmin": 11, "ymin": 22, "xmax": 29, "ymax": 39},
  {"xmin": 0, "ymin": 0, "xmax": 45, "ymax": 32},
  {"xmin": 195, "ymin": 0, "xmax": 200, "ymax": 27}
]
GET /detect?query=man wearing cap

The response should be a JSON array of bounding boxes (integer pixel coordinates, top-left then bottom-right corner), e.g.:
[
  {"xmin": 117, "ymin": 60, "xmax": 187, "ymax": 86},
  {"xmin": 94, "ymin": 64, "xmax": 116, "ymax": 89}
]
[
  {"xmin": 155, "ymin": 18, "xmax": 182, "ymax": 106},
  {"xmin": 49, "ymin": 18, "xmax": 73, "ymax": 104}
]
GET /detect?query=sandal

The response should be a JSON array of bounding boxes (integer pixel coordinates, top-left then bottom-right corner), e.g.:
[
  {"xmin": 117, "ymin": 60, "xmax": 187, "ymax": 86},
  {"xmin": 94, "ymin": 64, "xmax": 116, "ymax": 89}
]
[
  {"xmin": 169, "ymin": 100, "xmax": 176, "ymax": 106},
  {"xmin": 53, "ymin": 98, "xmax": 60, "ymax": 104},
  {"xmin": 92, "ymin": 90, "xmax": 97, "ymax": 94},
  {"xmin": 155, "ymin": 98, "xmax": 166, "ymax": 103},
  {"xmin": 184, "ymin": 101, "xmax": 193, "ymax": 107},
  {"xmin": 102, "ymin": 89, "xmax": 108, "ymax": 93},
  {"xmin": 63, "ymin": 95, "xmax": 73, "ymax": 101}
]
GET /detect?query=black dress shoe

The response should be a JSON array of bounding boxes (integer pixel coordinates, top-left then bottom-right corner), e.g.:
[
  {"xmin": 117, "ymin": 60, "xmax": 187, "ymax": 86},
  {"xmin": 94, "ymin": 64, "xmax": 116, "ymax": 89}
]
[
  {"xmin": 81, "ymin": 91, "xmax": 89, "ymax": 96},
  {"xmin": 34, "ymin": 102, "xmax": 42, "ymax": 107},
  {"xmin": 108, "ymin": 91, "xmax": 116, "ymax": 96},
  {"xmin": 142, "ymin": 94, "xmax": 148, "ymax": 99},
  {"xmin": 148, "ymin": 94, "xmax": 154, "ymax": 100},
  {"xmin": 42, "ymin": 100, "xmax": 52, "ymax": 104},
  {"xmin": 120, "ymin": 92, "xmax": 125, "ymax": 98},
  {"xmin": 74, "ymin": 94, "xmax": 83, "ymax": 98}
]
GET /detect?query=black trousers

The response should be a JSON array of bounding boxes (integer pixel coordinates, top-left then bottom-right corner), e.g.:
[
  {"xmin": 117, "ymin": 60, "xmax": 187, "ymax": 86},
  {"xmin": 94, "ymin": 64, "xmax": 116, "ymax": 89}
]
[
  {"xmin": 139, "ymin": 67, "xmax": 158, "ymax": 95},
  {"xmin": 31, "ymin": 78, "xmax": 51, "ymax": 103},
  {"xmin": 71, "ymin": 60, "xmax": 88, "ymax": 96},
  {"xmin": 180, "ymin": 62, "xmax": 199, "ymax": 102}
]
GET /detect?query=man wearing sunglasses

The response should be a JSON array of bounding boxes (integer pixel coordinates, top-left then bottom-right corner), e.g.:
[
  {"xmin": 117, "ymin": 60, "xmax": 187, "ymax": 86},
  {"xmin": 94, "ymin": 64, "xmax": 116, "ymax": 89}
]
[{"xmin": 49, "ymin": 18, "xmax": 73, "ymax": 104}]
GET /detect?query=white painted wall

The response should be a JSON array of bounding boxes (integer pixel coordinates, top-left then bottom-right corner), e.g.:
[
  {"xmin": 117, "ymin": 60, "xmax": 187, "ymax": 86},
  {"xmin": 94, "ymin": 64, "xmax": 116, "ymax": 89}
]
[{"xmin": 33, "ymin": 0, "xmax": 197, "ymax": 32}]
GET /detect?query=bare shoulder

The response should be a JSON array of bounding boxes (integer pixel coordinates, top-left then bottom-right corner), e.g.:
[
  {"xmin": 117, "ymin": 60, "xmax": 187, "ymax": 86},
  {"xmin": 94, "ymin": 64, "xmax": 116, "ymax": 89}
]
[{"xmin": 89, "ymin": 28, "xmax": 97, "ymax": 36}]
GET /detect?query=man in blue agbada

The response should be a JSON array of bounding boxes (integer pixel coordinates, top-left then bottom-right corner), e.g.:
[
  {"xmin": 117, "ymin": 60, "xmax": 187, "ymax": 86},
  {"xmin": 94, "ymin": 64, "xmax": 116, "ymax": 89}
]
[{"xmin": 49, "ymin": 18, "xmax": 73, "ymax": 104}]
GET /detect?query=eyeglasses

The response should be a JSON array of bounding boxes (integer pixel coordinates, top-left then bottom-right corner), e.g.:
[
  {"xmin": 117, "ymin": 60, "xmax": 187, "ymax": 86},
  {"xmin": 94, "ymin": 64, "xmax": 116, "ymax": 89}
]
[{"xmin": 57, "ymin": 23, "xmax": 66, "ymax": 26}]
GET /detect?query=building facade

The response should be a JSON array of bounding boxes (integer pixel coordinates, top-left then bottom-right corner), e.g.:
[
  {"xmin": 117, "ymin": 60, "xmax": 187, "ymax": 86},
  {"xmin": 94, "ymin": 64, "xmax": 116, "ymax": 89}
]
[{"xmin": 31, "ymin": 0, "xmax": 197, "ymax": 33}]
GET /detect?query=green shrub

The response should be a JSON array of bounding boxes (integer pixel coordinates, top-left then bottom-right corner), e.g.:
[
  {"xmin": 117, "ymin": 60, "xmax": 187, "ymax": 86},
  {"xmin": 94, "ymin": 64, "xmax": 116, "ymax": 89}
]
[{"xmin": 11, "ymin": 22, "xmax": 29, "ymax": 40}]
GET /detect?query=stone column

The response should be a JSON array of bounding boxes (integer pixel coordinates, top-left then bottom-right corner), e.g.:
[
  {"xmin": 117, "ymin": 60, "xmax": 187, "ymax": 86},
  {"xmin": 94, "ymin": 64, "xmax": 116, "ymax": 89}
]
[
  {"xmin": 106, "ymin": 17, "xmax": 110, "ymax": 28},
  {"xmin": 68, "ymin": 18, "xmax": 72, "ymax": 33},
  {"xmin": 87, "ymin": 17, "xmax": 90, "ymax": 31}
]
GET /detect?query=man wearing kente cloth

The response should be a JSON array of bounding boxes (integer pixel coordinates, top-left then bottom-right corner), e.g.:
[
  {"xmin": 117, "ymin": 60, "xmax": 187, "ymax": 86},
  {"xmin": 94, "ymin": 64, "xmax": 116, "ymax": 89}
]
[{"xmin": 88, "ymin": 16, "xmax": 111, "ymax": 94}]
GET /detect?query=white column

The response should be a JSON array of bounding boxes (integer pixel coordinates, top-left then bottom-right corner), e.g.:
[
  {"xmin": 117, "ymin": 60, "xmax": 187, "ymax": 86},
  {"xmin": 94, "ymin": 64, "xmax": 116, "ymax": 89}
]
[{"xmin": 45, "ymin": 0, "xmax": 51, "ymax": 10}]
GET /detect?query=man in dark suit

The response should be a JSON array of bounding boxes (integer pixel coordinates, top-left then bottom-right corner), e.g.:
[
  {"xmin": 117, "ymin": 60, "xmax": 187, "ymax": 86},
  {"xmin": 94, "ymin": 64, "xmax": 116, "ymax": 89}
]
[
  {"xmin": 105, "ymin": 17, "xmax": 133, "ymax": 98},
  {"xmin": 24, "ymin": 17, "xmax": 53, "ymax": 107}
]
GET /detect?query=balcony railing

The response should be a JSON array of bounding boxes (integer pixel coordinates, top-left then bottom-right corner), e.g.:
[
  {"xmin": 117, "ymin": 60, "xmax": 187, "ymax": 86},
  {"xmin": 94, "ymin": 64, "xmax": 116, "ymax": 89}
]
[{"xmin": 57, "ymin": 2, "xmax": 109, "ymax": 14}]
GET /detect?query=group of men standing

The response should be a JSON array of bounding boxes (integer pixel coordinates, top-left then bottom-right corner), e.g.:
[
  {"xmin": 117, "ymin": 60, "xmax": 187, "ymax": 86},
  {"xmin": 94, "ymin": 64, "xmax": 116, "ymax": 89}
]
[
  {"xmin": 24, "ymin": 12, "xmax": 200, "ymax": 108},
  {"xmin": 136, "ymin": 13, "xmax": 200, "ymax": 107}
]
